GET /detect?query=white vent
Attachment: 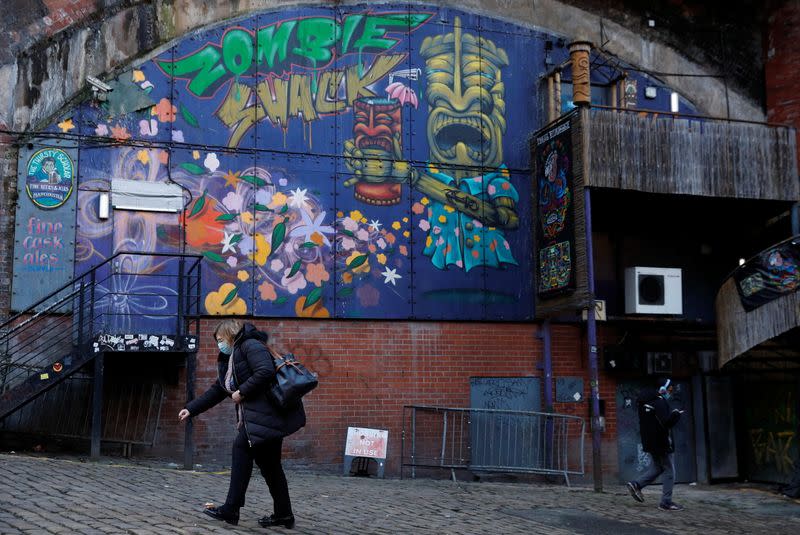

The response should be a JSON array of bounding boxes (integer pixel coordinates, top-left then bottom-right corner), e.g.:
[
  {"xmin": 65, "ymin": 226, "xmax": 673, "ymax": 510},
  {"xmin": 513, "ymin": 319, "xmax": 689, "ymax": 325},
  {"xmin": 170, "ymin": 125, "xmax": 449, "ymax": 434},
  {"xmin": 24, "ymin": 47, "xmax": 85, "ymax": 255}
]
[
  {"xmin": 112, "ymin": 178, "xmax": 184, "ymax": 213},
  {"xmin": 624, "ymin": 267, "xmax": 682, "ymax": 315}
]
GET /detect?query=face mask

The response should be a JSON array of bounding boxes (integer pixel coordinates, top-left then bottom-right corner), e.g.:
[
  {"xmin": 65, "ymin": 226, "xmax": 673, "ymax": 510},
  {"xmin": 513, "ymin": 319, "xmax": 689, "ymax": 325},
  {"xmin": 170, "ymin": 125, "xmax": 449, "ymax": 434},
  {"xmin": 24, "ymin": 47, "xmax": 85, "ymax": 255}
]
[{"xmin": 217, "ymin": 340, "xmax": 232, "ymax": 355}]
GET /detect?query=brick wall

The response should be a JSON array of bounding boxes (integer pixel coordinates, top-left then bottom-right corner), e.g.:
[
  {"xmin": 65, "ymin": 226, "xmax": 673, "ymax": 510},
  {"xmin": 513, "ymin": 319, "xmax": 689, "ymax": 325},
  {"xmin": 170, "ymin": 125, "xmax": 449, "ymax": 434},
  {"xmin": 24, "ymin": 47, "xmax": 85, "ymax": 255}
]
[
  {"xmin": 0, "ymin": 136, "xmax": 17, "ymax": 320},
  {"xmin": 154, "ymin": 319, "xmax": 621, "ymax": 480},
  {"xmin": 766, "ymin": 1, "xmax": 800, "ymax": 167}
]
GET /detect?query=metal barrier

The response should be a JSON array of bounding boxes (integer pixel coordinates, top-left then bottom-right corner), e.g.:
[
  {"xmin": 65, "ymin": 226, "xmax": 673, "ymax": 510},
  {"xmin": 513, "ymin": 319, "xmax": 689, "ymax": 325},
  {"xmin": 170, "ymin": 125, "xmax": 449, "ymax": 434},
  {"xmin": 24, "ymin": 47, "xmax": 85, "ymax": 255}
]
[{"xmin": 401, "ymin": 405, "xmax": 585, "ymax": 486}]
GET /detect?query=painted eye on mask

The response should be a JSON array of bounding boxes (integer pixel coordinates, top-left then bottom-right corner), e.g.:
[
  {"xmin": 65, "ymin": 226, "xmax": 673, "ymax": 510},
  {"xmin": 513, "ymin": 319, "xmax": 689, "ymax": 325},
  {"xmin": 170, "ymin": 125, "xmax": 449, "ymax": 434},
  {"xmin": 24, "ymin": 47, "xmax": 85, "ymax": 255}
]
[{"xmin": 217, "ymin": 341, "xmax": 232, "ymax": 355}]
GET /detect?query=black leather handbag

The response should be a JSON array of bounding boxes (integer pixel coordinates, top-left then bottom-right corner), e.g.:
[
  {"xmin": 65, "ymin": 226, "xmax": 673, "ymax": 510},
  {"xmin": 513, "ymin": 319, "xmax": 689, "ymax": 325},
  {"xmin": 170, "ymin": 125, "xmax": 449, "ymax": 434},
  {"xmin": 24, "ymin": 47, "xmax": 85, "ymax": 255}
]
[{"xmin": 267, "ymin": 347, "xmax": 319, "ymax": 409}]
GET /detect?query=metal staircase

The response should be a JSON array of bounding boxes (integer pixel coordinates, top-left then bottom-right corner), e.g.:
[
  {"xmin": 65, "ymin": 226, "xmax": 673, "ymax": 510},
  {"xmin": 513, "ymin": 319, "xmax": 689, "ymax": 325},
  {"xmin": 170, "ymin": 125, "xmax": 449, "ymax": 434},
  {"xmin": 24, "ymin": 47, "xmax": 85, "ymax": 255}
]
[{"xmin": 0, "ymin": 252, "xmax": 202, "ymax": 435}]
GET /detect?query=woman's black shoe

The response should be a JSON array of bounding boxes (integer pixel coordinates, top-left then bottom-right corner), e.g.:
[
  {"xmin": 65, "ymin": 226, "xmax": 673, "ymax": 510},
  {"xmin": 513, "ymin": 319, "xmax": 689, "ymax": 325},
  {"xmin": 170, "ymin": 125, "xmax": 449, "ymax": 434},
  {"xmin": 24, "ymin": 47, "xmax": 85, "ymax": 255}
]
[
  {"xmin": 203, "ymin": 505, "xmax": 240, "ymax": 525},
  {"xmin": 258, "ymin": 513, "xmax": 295, "ymax": 528}
]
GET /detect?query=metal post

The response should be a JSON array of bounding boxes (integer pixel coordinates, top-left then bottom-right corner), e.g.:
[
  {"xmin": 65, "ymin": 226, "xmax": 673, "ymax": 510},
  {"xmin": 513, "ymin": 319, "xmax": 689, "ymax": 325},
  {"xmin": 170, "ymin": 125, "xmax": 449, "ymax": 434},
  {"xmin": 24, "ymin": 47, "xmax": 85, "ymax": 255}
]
[
  {"xmin": 184, "ymin": 350, "xmax": 196, "ymax": 470},
  {"xmin": 584, "ymin": 187, "xmax": 602, "ymax": 491},
  {"xmin": 177, "ymin": 257, "xmax": 185, "ymax": 338},
  {"xmin": 542, "ymin": 320, "xmax": 554, "ymax": 468},
  {"xmin": 791, "ymin": 202, "xmax": 799, "ymax": 236},
  {"xmin": 90, "ymin": 351, "xmax": 104, "ymax": 459}
]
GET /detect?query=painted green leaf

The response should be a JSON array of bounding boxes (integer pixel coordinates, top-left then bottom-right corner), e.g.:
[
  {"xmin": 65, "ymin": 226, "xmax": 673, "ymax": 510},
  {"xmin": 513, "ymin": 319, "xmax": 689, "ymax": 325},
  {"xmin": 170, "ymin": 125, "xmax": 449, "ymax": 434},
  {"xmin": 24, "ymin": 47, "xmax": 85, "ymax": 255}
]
[
  {"xmin": 221, "ymin": 286, "xmax": 239, "ymax": 306},
  {"xmin": 340, "ymin": 229, "xmax": 355, "ymax": 237},
  {"xmin": 280, "ymin": 204, "xmax": 289, "ymax": 214},
  {"xmin": 300, "ymin": 242, "xmax": 318, "ymax": 249},
  {"xmin": 271, "ymin": 221, "xmax": 286, "ymax": 252},
  {"xmin": 253, "ymin": 204, "xmax": 273, "ymax": 212},
  {"xmin": 287, "ymin": 260, "xmax": 302, "ymax": 279},
  {"xmin": 180, "ymin": 162, "xmax": 206, "ymax": 175},
  {"xmin": 188, "ymin": 190, "xmax": 207, "ymax": 218},
  {"xmin": 230, "ymin": 233, "xmax": 243, "ymax": 244},
  {"xmin": 156, "ymin": 226, "xmax": 167, "ymax": 239},
  {"xmin": 304, "ymin": 286, "xmax": 323, "ymax": 309},
  {"xmin": 215, "ymin": 213, "xmax": 237, "ymax": 221},
  {"xmin": 347, "ymin": 254, "xmax": 369, "ymax": 270},
  {"xmin": 273, "ymin": 296, "xmax": 288, "ymax": 305},
  {"xmin": 180, "ymin": 103, "xmax": 199, "ymax": 128},
  {"xmin": 338, "ymin": 287, "xmax": 354, "ymax": 298},
  {"xmin": 240, "ymin": 175, "xmax": 267, "ymax": 187},
  {"xmin": 202, "ymin": 251, "xmax": 225, "ymax": 262}
]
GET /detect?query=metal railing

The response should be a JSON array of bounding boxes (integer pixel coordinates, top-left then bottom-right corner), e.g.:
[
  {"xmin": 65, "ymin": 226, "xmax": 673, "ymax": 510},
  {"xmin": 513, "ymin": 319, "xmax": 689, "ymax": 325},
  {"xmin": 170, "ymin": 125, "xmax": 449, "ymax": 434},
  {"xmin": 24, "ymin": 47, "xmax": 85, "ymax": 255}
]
[
  {"xmin": 0, "ymin": 252, "xmax": 202, "ymax": 421},
  {"xmin": 401, "ymin": 405, "xmax": 585, "ymax": 486}
]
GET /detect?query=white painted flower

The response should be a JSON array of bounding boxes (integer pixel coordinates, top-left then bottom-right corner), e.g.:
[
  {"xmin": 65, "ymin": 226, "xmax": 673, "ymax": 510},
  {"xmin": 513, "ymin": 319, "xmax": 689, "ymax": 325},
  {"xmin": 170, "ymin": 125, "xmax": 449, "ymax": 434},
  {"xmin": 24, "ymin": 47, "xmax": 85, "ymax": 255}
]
[
  {"xmin": 288, "ymin": 187, "xmax": 309, "ymax": 209},
  {"xmin": 381, "ymin": 267, "xmax": 402, "ymax": 286},
  {"xmin": 172, "ymin": 129, "xmax": 184, "ymax": 143},
  {"xmin": 369, "ymin": 219, "xmax": 382, "ymax": 232},
  {"xmin": 221, "ymin": 231, "xmax": 238, "ymax": 254},
  {"xmin": 204, "ymin": 153, "xmax": 220, "ymax": 173},
  {"xmin": 270, "ymin": 259, "xmax": 284, "ymax": 272},
  {"xmin": 288, "ymin": 210, "xmax": 334, "ymax": 247}
]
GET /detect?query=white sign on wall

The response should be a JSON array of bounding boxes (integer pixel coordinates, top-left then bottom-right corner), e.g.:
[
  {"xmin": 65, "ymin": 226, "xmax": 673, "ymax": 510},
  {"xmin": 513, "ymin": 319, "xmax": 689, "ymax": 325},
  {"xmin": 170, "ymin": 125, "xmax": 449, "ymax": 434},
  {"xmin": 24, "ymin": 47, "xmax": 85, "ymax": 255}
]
[{"xmin": 344, "ymin": 427, "xmax": 388, "ymax": 459}]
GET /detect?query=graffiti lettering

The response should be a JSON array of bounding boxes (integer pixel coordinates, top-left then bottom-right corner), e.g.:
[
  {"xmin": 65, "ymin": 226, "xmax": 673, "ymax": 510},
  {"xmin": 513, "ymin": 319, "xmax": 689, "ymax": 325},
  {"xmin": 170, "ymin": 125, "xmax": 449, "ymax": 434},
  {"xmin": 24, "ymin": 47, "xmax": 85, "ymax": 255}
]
[
  {"xmin": 217, "ymin": 55, "xmax": 405, "ymax": 146},
  {"xmin": 750, "ymin": 428, "xmax": 796, "ymax": 474},
  {"xmin": 158, "ymin": 13, "xmax": 432, "ymax": 96}
]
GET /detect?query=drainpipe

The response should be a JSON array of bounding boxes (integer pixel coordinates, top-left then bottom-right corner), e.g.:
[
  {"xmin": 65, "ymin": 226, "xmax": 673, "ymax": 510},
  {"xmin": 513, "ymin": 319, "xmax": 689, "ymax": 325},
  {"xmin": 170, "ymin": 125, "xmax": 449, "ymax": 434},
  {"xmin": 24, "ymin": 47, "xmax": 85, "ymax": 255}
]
[
  {"xmin": 542, "ymin": 319, "xmax": 554, "ymax": 469},
  {"xmin": 570, "ymin": 39, "xmax": 603, "ymax": 492},
  {"xmin": 792, "ymin": 202, "xmax": 799, "ymax": 236}
]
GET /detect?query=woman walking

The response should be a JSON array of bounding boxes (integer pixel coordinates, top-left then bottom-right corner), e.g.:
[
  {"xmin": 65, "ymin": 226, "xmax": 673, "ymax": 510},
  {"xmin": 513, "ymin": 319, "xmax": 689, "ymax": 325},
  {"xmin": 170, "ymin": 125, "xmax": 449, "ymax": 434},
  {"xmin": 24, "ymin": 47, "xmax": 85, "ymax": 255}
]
[{"xmin": 178, "ymin": 319, "xmax": 305, "ymax": 528}]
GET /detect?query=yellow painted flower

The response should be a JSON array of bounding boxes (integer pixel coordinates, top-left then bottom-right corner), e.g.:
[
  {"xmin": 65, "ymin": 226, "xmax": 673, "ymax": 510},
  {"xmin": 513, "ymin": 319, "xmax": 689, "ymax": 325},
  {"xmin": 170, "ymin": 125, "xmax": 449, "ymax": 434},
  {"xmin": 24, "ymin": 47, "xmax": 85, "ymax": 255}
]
[
  {"xmin": 349, "ymin": 210, "xmax": 364, "ymax": 222},
  {"xmin": 337, "ymin": 211, "xmax": 344, "ymax": 218},
  {"xmin": 310, "ymin": 231, "xmax": 325, "ymax": 246},
  {"xmin": 57, "ymin": 118, "xmax": 75, "ymax": 133},
  {"xmin": 421, "ymin": 197, "xmax": 430, "ymax": 206},
  {"xmin": 237, "ymin": 270, "xmax": 250, "ymax": 282},
  {"xmin": 473, "ymin": 234, "xmax": 481, "ymax": 242},
  {"xmin": 402, "ymin": 217, "xmax": 409, "ymax": 223},
  {"xmin": 205, "ymin": 283, "xmax": 247, "ymax": 315},
  {"xmin": 444, "ymin": 205, "xmax": 456, "ymax": 213},
  {"xmin": 346, "ymin": 251, "xmax": 370, "ymax": 273},
  {"xmin": 342, "ymin": 272, "xmax": 353, "ymax": 284},
  {"xmin": 426, "ymin": 236, "xmax": 433, "ymax": 247},
  {"xmin": 361, "ymin": 217, "xmax": 367, "ymax": 224},
  {"xmin": 295, "ymin": 296, "xmax": 330, "ymax": 318},
  {"xmin": 192, "ymin": 150, "xmax": 200, "ymax": 160},
  {"xmin": 392, "ymin": 221, "xmax": 401, "ymax": 230},
  {"xmin": 376, "ymin": 253, "xmax": 387, "ymax": 265},
  {"xmin": 136, "ymin": 150, "xmax": 150, "ymax": 165},
  {"xmin": 403, "ymin": 231, "xmax": 410, "ymax": 238},
  {"xmin": 241, "ymin": 211, "xmax": 254, "ymax": 225},
  {"xmin": 438, "ymin": 215, "xmax": 447, "ymax": 224},
  {"xmin": 132, "ymin": 70, "xmax": 146, "ymax": 82},
  {"xmin": 270, "ymin": 192, "xmax": 288, "ymax": 208},
  {"xmin": 248, "ymin": 233, "xmax": 271, "ymax": 266}
]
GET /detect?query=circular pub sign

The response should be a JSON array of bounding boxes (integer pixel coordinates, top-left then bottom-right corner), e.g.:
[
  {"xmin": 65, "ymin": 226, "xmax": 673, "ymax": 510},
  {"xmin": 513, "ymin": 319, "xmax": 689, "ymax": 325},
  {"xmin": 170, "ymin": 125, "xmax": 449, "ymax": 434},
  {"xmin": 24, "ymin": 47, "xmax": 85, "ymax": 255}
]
[{"xmin": 25, "ymin": 148, "xmax": 75, "ymax": 209}]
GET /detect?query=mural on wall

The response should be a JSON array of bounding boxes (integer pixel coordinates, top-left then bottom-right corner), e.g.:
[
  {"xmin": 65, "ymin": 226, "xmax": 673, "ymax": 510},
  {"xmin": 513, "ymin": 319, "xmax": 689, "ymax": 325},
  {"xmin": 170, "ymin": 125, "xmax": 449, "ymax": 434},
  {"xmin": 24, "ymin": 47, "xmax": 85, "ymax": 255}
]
[
  {"xmin": 32, "ymin": 5, "xmax": 574, "ymax": 325},
  {"xmin": 735, "ymin": 237, "xmax": 800, "ymax": 311},
  {"xmin": 534, "ymin": 117, "xmax": 575, "ymax": 297}
]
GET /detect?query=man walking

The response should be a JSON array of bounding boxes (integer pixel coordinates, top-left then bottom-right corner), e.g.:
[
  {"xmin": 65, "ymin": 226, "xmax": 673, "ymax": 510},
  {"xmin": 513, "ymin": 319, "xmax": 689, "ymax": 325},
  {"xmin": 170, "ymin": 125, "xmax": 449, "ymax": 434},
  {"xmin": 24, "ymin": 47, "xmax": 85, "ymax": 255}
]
[{"xmin": 627, "ymin": 379, "xmax": 684, "ymax": 511}]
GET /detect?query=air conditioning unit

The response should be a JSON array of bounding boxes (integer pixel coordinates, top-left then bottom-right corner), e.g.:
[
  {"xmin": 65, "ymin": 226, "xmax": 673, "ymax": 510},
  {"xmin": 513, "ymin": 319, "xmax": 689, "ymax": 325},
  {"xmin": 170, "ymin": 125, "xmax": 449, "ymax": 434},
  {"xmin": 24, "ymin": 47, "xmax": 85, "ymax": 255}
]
[{"xmin": 624, "ymin": 267, "xmax": 682, "ymax": 315}]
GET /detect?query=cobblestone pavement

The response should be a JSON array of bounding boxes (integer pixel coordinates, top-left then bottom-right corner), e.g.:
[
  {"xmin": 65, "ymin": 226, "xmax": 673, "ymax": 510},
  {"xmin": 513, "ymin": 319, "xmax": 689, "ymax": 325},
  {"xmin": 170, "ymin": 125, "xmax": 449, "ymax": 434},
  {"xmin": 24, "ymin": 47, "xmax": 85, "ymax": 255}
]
[{"xmin": 1, "ymin": 453, "xmax": 799, "ymax": 534}]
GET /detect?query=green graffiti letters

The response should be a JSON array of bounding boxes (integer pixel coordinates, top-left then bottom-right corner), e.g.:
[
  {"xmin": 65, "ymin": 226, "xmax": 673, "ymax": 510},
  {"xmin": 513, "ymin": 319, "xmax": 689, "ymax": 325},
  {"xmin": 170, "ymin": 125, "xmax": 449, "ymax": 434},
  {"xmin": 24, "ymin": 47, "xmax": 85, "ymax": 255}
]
[{"xmin": 158, "ymin": 13, "xmax": 432, "ymax": 96}]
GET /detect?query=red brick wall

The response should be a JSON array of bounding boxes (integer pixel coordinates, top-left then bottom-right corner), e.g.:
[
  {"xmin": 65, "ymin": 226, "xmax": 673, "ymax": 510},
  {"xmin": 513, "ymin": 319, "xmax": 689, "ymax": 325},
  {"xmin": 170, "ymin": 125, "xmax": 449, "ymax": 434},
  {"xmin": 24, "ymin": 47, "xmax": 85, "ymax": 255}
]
[
  {"xmin": 766, "ymin": 1, "xmax": 800, "ymax": 166},
  {"xmin": 155, "ymin": 319, "xmax": 621, "ymax": 480}
]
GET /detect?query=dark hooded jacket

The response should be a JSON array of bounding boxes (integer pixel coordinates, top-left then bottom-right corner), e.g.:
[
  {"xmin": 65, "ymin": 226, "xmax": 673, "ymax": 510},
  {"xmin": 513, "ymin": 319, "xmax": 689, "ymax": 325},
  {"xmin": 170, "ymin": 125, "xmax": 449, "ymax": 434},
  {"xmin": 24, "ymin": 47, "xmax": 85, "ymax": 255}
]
[
  {"xmin": 186, "ymin": 323, "xmax": 305, "ymax": 447},
  {"xmin": 637, "ymin": 387, "xmax": 681, "ymax": 456}
]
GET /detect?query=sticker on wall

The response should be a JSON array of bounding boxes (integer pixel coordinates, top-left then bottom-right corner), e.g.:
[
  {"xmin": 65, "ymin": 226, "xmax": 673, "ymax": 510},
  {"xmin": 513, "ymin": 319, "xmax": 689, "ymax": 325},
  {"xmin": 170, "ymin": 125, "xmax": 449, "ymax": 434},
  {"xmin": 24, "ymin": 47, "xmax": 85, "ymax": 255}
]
[{"xmin": 25, "ymin": 148, "xmax": 75, "ymax": 209}]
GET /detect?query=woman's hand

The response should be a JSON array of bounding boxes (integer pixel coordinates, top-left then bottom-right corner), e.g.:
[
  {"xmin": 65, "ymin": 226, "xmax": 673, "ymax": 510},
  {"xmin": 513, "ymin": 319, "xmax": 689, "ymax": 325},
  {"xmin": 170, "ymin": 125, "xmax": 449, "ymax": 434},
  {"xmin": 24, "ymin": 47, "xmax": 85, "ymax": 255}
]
[
  {"xmin": 178, "ymin": 409, "xmax": 190, "ymax": 421},
  {"xmin": 232, "ymin": 390, "xmax": 243, "ymax": 404}
]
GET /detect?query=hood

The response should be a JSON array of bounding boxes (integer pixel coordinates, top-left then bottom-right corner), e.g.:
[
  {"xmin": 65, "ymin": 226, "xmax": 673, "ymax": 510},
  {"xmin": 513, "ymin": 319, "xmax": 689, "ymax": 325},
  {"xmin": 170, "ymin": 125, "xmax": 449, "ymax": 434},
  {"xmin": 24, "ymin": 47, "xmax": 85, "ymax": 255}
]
[
  {"xmin": 636, "ymin": 387, "xmax": 660, "ymax": 406},
  {"xmin": 235, "ymin": 322, "xmax": 269, "ymax": 345}
]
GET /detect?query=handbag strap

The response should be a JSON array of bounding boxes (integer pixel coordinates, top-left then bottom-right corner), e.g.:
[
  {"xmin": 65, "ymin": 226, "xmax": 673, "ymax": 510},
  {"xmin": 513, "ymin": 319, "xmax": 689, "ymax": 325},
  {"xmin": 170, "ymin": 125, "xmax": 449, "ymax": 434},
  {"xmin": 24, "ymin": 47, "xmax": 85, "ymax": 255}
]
[{"xmin": 267, "ymin": 345, "xmax": 301, "ymax": 372}]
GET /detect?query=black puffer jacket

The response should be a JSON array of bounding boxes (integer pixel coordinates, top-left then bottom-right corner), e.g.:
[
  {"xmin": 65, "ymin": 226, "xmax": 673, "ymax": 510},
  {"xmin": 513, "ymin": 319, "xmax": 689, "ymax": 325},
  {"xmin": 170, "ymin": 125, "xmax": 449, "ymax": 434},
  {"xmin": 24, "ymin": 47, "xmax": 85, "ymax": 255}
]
[
  {"xmin": 186, "ymin": 323, "xmax": 305, "ymax": 447},
  {"xmin": 637, "ymin": 387, "xmax": 680, "ymax": 456}
]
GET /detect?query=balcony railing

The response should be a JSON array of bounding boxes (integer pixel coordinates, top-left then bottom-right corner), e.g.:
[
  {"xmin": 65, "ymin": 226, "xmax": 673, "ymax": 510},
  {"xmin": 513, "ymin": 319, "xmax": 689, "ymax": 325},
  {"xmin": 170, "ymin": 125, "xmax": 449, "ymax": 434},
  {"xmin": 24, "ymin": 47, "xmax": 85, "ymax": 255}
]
[{"xmin": 588, "ymin": 107, "xmax": 799, "ymax": 201}]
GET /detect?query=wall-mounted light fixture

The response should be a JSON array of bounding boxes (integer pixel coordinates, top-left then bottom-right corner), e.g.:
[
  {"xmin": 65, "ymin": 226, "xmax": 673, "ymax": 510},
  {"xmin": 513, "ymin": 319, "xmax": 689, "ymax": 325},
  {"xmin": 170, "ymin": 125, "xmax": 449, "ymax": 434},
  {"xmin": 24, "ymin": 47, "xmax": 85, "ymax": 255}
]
[
  {"xmin": 98, "ymin": 192, "xmax": 110, "ymax": 219},
  {"xmin": 738, "ymin": 258, "xmax": 746, "ymax": 266},
  {"xmin": 644, "ymin": 86, "xmax": 657, "ymax": 99},
  {"xmin": 670, "ymin": 91, "xmax": 680, "ymax": 112}
]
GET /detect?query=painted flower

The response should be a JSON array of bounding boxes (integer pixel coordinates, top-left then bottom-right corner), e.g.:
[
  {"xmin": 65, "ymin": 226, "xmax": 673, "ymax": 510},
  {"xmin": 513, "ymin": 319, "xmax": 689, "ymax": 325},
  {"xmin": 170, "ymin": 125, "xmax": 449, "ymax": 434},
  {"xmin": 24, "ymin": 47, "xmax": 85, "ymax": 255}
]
[
  {"xmin": 220, "ymin": 231, "xmax": 238, "ymax": 254},
  {"xmin": 241, "ymin": 212, "xmax": 254, "ymax": 225},
  {"xmin": 270, "ymin": 192, "xmax": 288, "ymax": 208},
  {"xmin": 205, "ymin": 283, "xmax": 247, "ymax": 315},
  {"xmin": 270, "ymin": 258, "xmax": 284, "ymax": 272},
  {"xmin": 255, "ymin": 190, "xmax": 272, "ymax": 206},
  {"xmin": 249, "ymin": 233, "xmax": 271, "ymax": 266},
  {"xmin": 295, "ymin": 295, "xmax": 330, "ymax": 318},
  {"xmin": 282, "ymin": 268, "xmax": 307, "ymax": 295},
  {"xmin": 238, "ymin": 235, "xmax": 254, "ymax": 256},
  {"xmin": 356, "ymin": 284, "xmax": 380, "ymax": 307},
  {"xmin": 136, "ymin": 150, "xmax": 150, "ymax": 165},
  {"xmin": 58, "ymin": 118, "xmax": 75, "ymax": 133},
  {"xmin": 356, "ymin": 228, "xmax": 370, "ymax": 242},
  {"xmin": 154, "ymin": 98, "xmax": 177, "ymax": 122},
  {"xmin": 349, "ymin": 210, "xmax": 364, "ymax": 222},
  {"xmin": 342, "ymin": 217, "xmax": 359, "ymax": 233},
  {"xmin": 226, "ymin": 256, "xmax": 238, "ymax": 268},
  {"xmin": 204, "ymin": 153, "xmax": 220, "ymax": 173},
  {"xmin": 186, "ymin": 198, "xmax": 224, "ymax": 249},
  {"xmin": 340, "ymin": 237, "xmax": 356, "ymax": 251},
  {"xmin": 172, "ymin": 130, "xmax": 185, "ymax": 143},
  {"xmin": 412, "ymin": 202, "xmax": 425, "ymax": 215},
  {"xmin": 288, "ymin": 188, "xmax": 309, "ymax": 209},
  {"xmin": 399, "ymin": 245, "xmax": 408, "ymax": 256},
  {"xmin": 369, "ymin": 220, "xmax": 382, "ymax": 232},
  {"xmin": 418, "ymin": 219, "xmax": 431, "ymax": 232},
  {"xmin": 377, "ymin": 238, "xmax": 387, "ymax": 250},
  {"xmin": 237, "ymin": 270, "xmax": 250, "ymax": 282},
  {"xmin": 95, "ymin": 124, "xmax": 109, "ymax": 136},
  {"xmin": 139, "ymin": 118, "xmax": 158, "ymax": 137},
  {"xmin": 222, "ymin": 191, "xmax": 244, "ymax": 212},
  {"xmin": 346, "ymin": 251, "xmax": 370, "ymax": 274},
  {"xmin": 376, "ymin": 254, "xmax": 387, "ymax": 265},
  {"xmin": 306, "ymin": 263, "xmax": 330, "ymax": 287},
  {"xmin": 258, "ymin": 281, "xmax": 277, "ymax": 301},
  {"xmin": 110, "ymin": 124, "xmax": 131, "ymax": 141},
  {"xmin": 289, "ymin": 210, "xmax": 335, "ymax": 247}
]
